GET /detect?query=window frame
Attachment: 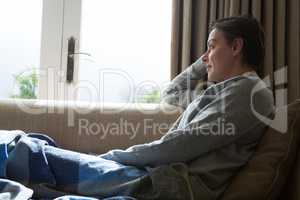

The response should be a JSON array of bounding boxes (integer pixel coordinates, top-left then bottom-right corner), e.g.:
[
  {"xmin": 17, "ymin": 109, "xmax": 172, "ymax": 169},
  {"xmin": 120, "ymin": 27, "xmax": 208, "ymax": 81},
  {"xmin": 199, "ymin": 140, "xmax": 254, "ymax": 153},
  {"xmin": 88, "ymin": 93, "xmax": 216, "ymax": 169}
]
[{"xmin": 39, "ymin": 0, "xmax": 81, "ymax": 101}]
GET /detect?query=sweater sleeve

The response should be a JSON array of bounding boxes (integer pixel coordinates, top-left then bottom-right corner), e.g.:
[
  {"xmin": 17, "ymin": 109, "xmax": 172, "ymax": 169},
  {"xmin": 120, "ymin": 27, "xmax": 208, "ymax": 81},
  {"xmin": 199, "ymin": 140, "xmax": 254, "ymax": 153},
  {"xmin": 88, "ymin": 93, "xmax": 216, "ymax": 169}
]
[
  {"xmin": 99, "ymin": 78, "xmax": 275, "ymax": 168},
  {"xmin": 161, "ymin": 57, "xmax": 208, "ymax": 109}
]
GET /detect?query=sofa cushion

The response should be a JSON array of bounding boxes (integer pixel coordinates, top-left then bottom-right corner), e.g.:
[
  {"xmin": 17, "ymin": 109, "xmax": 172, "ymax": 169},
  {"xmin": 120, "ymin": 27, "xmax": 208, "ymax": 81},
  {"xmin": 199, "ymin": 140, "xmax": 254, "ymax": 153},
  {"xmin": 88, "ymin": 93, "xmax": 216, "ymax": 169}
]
[{"xmin": 221, "ymin": 99, "xmax": 300, "ymax": 200}]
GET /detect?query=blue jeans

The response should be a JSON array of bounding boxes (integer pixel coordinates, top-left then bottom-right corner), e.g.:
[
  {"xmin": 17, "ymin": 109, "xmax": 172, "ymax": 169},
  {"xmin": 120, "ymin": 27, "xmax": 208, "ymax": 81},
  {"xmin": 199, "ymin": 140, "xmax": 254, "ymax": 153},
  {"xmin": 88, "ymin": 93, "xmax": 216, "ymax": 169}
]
[{"xmin": 1, "ymin": 131, "xmax": 146, "ymax": 199}]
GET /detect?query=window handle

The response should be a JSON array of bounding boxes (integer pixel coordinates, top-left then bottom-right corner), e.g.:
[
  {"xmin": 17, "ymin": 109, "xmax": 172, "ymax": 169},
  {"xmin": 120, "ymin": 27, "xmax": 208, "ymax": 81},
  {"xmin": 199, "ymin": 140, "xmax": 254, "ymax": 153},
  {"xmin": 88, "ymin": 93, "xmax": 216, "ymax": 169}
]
[
  {"xmin": 66, "ymin": 37, "xmax": 91, "ymax": 83},
  {"xmin": 66, "ymin": 37, "xmax": 76, "ymax": 83},
  {"xmin": 68, "ymin": 52, "xmax": 91, "ymax": 57}
]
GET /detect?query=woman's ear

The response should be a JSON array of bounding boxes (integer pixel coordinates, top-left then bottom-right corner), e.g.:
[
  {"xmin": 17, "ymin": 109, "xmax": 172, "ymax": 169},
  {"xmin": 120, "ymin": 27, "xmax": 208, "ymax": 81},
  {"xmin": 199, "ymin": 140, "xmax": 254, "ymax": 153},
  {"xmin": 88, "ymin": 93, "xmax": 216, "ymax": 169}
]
[{"xmin": 231, "ymin": 38, "xmax": 243, "ymax": 56}]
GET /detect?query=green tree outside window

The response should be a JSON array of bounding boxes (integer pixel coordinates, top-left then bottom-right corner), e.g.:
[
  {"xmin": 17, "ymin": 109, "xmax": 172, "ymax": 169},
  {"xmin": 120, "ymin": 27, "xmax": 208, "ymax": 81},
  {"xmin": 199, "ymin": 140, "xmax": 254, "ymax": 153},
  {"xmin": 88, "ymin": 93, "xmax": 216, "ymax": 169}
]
[{"xmin": 11, "ymin": 69, "xmax": 38, "ymax": 99}]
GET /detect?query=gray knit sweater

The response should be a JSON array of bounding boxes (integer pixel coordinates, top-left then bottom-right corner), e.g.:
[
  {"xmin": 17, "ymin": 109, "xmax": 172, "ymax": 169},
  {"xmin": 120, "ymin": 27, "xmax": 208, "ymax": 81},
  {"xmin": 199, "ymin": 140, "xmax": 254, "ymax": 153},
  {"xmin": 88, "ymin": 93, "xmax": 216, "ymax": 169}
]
[{"xmin": 100, "ymin": 58, "xmax": 275, "ymax": 199}]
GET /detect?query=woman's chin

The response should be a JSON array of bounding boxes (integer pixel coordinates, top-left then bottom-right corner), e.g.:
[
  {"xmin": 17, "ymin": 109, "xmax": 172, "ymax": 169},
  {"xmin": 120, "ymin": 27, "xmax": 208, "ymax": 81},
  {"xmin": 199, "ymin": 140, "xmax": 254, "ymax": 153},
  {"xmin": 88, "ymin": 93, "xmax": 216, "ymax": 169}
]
[
  {"xmin": 207, "ymin": 73, "xmax": 214, "ymax": 82},
  {"xmin": 207, "ymin": 74, "xmax": 219, "ymax": 83}
]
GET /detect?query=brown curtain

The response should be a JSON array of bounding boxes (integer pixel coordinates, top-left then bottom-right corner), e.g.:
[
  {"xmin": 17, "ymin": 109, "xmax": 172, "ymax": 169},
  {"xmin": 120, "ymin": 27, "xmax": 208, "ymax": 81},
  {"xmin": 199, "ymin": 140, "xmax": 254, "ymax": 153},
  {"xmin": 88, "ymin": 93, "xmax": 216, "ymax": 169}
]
[{"xmin": 171, "ymin": 0, "xmax": 300, "ymax": 104}]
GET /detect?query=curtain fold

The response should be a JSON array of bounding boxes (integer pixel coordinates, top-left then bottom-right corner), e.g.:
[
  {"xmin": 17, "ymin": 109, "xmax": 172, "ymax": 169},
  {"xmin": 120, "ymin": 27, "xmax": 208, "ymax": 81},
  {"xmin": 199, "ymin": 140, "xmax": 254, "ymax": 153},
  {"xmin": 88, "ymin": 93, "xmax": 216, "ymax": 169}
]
[
  {"xmin": 209, "ymin": 0, "xmax": 217, "ymax": 24},
  {"xmin": 170, "ymin": 0, "xmax": 183, "ymax": 79},
  {"xmin": 262, "ymin": 0, "xmax": 274, "ymax": 89},
  {"xmin": 241, "ymin": 0, "xmax": 250, "ymax": 15},
  {"xmin": 251, "ymin": 0, "xmax": 262, "ymax": 21},
  {"xmin": 286, "ymin": 0, "xmax": 300, "ymax": 103},
  {"xmin": 230, "ymin": 0, "xmax": 240, "ymax": 16},
  {"xmin": 224, "ymin": 0, "xmax": 230, "ymax": 17},
  {"xmin": 194, "ymin": 0, "xmax": 209, "ymax": 57},
  {"xmin": 170, "ymin": 0, "xmax": 300, "ymax": 103},
  {"xmin": 217, "ymin": 0, "xmax": 224, "ymax": 19},
  {"xmin": 273, "ymin": 0, "xmax": 287, "ymax": 105}
]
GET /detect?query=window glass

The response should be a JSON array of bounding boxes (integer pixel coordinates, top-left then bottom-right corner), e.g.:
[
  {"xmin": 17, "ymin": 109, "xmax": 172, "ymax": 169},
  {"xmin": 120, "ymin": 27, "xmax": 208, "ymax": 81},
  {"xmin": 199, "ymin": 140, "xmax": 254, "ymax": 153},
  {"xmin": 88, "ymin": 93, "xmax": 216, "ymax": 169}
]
[
  {"xmin": 0, "ymin": 0, "xmax": 42, "ymax": 99},
  {"xmin": 77, "ymin": 0, "xmax": 172, "ymax": 103}
]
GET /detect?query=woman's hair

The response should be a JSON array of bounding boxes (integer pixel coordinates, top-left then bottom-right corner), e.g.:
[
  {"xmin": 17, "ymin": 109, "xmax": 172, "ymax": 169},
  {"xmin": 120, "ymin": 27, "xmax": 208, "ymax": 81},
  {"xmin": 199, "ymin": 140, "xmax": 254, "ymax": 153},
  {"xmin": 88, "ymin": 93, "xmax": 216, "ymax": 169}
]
[{"xmin": 210, "ymin": 15, "xmax": 265, "ymax": 72}]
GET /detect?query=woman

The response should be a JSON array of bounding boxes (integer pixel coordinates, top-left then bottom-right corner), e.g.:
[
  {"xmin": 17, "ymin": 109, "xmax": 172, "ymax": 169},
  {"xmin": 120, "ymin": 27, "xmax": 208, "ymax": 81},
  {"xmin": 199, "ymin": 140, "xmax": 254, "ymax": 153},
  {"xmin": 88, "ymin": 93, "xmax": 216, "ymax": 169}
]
[{"xmin": 2, "ymin": 15, "xmax": 274, "ymax": 200}]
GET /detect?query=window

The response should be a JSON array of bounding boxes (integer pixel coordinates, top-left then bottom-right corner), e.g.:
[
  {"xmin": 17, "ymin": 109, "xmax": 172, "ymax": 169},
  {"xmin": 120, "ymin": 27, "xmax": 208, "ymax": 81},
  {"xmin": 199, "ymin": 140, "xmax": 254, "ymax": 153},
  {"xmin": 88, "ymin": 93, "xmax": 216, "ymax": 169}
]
[
  {"xmin": 0, "ymin": 0, "xmax": 42, "ymax": 99},
  {"xmin": 1, "ymin": 0, "xmax": 172, "ymax": 104},
  {"xmin": 77, "ymin": 0, "xmax": 172, "ymax": 103}
]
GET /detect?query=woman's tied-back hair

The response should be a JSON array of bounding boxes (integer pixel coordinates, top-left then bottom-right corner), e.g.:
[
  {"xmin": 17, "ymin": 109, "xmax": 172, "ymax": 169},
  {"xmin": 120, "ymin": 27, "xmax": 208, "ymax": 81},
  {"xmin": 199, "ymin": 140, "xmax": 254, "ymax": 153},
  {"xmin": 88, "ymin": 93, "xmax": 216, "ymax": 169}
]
[{"xmin": 210, "ymin": 15, "xmax": 265, "ymax": 74}]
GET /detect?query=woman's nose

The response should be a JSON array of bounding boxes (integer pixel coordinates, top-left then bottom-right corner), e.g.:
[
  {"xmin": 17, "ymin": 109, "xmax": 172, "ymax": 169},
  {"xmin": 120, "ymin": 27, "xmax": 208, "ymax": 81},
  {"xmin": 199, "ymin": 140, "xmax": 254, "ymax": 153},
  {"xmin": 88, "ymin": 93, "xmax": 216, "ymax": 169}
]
[{"xmin": 201, "ymin": 52, "xmax": 209, "ymax": 64}]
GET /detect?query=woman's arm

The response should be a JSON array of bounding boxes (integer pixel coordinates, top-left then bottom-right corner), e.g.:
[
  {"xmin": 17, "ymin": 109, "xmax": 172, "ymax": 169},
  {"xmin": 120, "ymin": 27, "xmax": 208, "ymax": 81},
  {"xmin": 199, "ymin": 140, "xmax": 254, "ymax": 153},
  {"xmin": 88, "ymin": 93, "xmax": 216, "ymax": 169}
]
[
  {"xmin": 99, "ymin": 77, "xmax": 274, "ymax": 167},
  {"xmin": 162, "ymin": 57, "xmax": 208, "ymax": 109}
]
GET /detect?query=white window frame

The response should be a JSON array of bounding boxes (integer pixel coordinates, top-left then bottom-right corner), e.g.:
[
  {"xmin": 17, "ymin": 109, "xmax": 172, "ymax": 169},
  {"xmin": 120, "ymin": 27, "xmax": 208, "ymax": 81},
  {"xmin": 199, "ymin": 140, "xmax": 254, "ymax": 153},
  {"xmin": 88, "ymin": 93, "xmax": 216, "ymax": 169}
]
[{"xmin": 39, "ymin": 0, "xmax": 81, "ymax": 101}]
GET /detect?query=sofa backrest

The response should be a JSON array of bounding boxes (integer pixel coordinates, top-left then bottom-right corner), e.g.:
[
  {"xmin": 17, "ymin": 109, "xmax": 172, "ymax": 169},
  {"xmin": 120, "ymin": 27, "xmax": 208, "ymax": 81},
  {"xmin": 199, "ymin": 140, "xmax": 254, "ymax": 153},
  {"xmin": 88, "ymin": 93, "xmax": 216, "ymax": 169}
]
[{"xmin": 0, "ymin": 99, "xmax": 181, "ymax": 153}]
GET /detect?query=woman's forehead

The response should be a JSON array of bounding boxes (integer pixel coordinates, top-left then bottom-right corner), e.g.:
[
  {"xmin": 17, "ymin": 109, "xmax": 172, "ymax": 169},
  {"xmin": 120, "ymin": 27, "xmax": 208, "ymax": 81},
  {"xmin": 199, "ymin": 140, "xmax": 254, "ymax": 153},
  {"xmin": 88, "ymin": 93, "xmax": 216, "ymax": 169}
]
[{"xmin": 207, "ymin": 29, "xmax": 226, "ymax": 44}]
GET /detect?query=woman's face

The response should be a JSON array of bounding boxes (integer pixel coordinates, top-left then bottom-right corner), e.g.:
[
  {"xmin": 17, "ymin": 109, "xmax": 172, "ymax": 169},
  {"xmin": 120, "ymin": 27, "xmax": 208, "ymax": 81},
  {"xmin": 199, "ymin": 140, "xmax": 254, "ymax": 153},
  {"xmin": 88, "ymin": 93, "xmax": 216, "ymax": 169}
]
[{"xmin": 202, "ymin": 29, "xmax": 236, "ymax": 82}]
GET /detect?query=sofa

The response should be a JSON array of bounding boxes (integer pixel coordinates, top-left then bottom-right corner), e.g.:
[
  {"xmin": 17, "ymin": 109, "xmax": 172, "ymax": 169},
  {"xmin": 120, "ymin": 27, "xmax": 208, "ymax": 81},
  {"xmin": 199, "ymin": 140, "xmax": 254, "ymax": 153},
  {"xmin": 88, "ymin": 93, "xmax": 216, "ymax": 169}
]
[{"xmin": 0, "ymin": 98, "xmax": 299, "ymax": 199}]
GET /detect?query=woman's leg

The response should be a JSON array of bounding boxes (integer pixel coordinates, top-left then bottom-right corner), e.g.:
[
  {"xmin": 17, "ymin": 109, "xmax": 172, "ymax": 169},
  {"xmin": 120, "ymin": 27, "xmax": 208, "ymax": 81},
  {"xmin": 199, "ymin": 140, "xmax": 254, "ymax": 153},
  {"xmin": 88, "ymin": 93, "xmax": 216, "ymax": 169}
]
[{"xmin": 5, "ymin": 134, "xmax": 147, "ymax": 198}]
